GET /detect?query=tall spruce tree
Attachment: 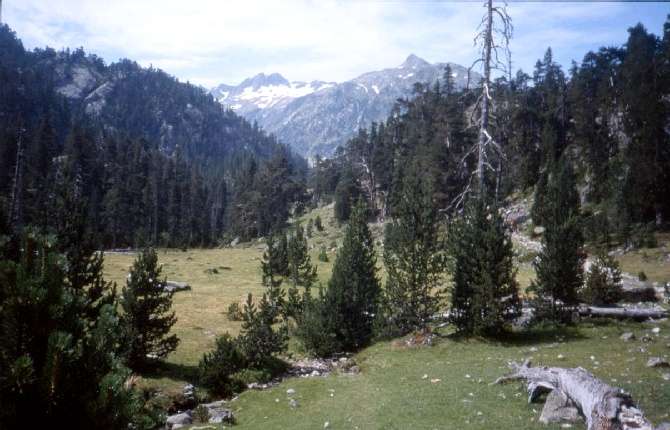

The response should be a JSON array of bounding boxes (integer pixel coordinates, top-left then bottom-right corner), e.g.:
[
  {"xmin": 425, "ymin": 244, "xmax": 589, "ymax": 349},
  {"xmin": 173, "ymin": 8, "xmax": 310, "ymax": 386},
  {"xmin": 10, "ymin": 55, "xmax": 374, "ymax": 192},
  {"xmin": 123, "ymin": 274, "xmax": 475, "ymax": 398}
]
[
  {"xmin": 381, "ymin": 170, "xmax": 444, "ymax": 335},
  {"xmin": 287, "ymin": 225, "xmax": 318, "ymax": 288},
  {"xmin": 448, "ymin": 200, "xmax": 520, "ymax": 335},
  {"xmin": 530, "ymin": 156, "xmax": 585, "ymax": 322},
  {"xmin": 120, "ymin": 248, "xmax": 179, "ymax": 370},
  {"xmin": 320, "ymin": 199, "xmax": 380, "ymax": 352},
  {"xmin": 260, "ymin": 234, "xmax": 286, "ymax": 321}
]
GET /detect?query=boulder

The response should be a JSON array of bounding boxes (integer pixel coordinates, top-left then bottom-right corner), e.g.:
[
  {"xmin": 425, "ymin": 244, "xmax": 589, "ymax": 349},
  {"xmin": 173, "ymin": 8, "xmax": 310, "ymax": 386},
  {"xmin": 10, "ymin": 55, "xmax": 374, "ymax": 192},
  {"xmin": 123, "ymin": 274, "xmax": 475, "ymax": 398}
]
[
  {"xmin": 230, "ymin": 237, "xmax": 240, "ymax": 247},
  {"xmin": 539, "ymin": 390, "xmax": 580, "ymax": 424},
  {"xmin": 647, "ymin": 357, "xmax": 670, "ymax": 368},
  {"xmin": 620, "ymin": 332, "xmax": 636, "ymax": 342},
  {"xmin": 166, "ymin": 412, "xmax": 192, "ymax": 429},
  {"xmin": 163, "ymin": 281, "xmax": 191, "ymax": 293},
  {"xmin": 201, "ymin": 400, "xmax": 235, "ymax": 424}
]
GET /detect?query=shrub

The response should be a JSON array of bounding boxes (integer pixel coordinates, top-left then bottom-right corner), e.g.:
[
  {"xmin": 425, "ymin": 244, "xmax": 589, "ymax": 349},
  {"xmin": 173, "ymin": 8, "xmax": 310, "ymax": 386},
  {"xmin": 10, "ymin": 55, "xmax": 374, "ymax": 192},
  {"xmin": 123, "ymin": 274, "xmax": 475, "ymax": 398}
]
[
  {"xmin": 193, "ymin": 405, "xmax": 210, "ymax": 424},
  {"xmin": 295, "ymin": 292, "xmax": 339, "ymax": 357},
  {"xmin": 318, "ymin": 246, "xmax": 329, "ymax": 262},
  {"xmin": 581, "ymin": 254, "xmax": 622, "ymax": 306},
  {"xmin": 315, "ymin": 215, "xmax": 324, "ymax": 231},
  {"xmin": 638, "ymin": 271, "xmax": 648, "ymax": 282},
  {"xmin": 307, "ymin": 218, "xmax": 314, "ymax": 237},
  {"xmin": 198, "ymin": 334, "xmax": 246, "ymax": 397},
  {"xmin": 238, "ymin": 294, "xmax": 288, "ymax": 368},
  {"xmin": 227, "ymin": 302, "xmax": 243, "ymax": 321}
]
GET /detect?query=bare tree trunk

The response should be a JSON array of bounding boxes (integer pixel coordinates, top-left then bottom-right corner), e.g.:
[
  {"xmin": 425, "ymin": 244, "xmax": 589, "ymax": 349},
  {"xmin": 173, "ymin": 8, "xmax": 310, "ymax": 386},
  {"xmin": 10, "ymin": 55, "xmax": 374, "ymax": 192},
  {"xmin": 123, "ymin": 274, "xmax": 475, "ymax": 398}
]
[
  {"xmin": 477, "ymin": 0, "xmax": 493, "ymax": 196},
  {"xmin": 495, "ymin": 360, "xmax": 654, "ymax": 430},
  {"xmin": 579, "ymin": 305, "xmax": 667, "ymax": 320},
  {"xmin": 9, "ymin": 130, "xmax": 25, "ymax": 233}
]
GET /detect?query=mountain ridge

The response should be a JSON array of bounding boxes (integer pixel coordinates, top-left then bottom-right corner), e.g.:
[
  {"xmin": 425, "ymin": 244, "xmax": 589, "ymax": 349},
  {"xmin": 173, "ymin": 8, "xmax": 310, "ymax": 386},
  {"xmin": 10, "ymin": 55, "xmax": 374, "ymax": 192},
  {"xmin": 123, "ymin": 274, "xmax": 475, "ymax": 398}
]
[{"xmin": 209, "ymin": 54, "xmax": 479, "ymax": 157}]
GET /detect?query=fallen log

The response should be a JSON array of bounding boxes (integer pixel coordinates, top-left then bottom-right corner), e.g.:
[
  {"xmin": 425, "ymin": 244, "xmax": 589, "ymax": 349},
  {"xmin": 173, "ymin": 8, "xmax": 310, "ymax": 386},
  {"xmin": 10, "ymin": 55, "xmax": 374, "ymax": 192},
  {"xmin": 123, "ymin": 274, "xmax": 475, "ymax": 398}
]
[
  {"xmin": 579, "ymin": 305, "xmax": 668, "ymax": 321},
  {"xmin": 494, "ymin": 359, "xmax": 653, "ymax": 430}
]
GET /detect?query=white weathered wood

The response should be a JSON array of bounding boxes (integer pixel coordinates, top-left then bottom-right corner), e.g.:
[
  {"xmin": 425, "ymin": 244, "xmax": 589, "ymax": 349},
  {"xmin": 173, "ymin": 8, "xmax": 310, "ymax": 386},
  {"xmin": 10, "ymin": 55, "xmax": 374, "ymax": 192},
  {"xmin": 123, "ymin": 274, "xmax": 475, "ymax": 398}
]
[
  {"xmin": 579, "ymin": 305, "xmax": 667, "ymax": 320},
  {"xmin": 495, "ymin": 360, "xmax": 653, "ymax": 430}
]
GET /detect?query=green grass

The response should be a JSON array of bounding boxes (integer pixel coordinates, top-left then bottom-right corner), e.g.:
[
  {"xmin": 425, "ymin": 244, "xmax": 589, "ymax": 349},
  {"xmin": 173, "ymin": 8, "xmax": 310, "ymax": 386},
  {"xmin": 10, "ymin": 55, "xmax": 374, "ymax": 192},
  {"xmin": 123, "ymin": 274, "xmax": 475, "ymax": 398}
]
[
  {"xmin": 103, "ymin": 205, "xmax": 670, "ymax": 428},
  {"xmin": 202, "ymin": 321, "xmax": 670, "ymax": 429}
]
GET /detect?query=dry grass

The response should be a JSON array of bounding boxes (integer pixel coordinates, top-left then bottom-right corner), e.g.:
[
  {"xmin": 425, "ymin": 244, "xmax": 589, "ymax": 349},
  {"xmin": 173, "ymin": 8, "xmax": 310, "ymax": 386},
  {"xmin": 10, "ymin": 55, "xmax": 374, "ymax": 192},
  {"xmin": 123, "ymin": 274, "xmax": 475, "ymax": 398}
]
[{"xmin": 616, "ymin": 233, "xmax": 670, "ymax": 284}]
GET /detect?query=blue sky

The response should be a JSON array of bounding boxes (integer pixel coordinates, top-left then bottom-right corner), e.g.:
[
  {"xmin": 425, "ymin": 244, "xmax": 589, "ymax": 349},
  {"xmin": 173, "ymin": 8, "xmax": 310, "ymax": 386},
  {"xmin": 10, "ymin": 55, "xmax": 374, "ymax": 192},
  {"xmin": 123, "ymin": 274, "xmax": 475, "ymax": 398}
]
[{"xmin": 3, "ymin": 1, "xmax": 669, "ymax": 88}]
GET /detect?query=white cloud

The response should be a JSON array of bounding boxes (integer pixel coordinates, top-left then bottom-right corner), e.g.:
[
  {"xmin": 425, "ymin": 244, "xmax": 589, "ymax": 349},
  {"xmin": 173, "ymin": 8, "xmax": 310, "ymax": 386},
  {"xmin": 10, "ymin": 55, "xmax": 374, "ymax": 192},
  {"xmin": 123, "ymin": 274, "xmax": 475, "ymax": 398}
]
[{"xmin": 3, "ymin": 1, "xmax": 666, "ymax": 86}]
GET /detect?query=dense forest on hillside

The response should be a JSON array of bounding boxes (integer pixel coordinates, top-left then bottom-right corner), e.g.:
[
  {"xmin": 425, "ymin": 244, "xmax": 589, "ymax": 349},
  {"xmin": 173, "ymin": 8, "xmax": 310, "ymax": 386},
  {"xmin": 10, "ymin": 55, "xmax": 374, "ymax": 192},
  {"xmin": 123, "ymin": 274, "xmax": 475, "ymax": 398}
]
[
  {"xmin": 315, "ymin": 20, "xmax": 670, "ymax": 244},
  {"xmin": 0, "ymin": 25, "xmax": 308, "ymax": 248}
]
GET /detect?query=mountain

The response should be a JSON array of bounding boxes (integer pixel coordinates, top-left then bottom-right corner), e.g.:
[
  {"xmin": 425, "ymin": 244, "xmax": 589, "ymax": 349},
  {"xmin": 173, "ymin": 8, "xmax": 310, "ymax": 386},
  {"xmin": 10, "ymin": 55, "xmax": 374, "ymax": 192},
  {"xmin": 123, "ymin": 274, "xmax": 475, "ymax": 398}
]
[
  {"xmin": 0, "ymin": 25, "xmax": 285, "ymax": 164},
  {"xmin": 210, "ymin": 54, "xmax": 478, "ymax": 157}
]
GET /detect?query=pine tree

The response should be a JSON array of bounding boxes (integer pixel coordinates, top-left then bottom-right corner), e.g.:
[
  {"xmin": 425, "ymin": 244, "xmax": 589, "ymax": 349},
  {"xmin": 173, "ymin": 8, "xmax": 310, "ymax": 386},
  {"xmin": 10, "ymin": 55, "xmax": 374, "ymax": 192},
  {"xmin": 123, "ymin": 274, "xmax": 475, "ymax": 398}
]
[
  {"xmin": 285, "ymin": 225, "xmax": 317, "ymax": 319},
  {"xmin": 260, "ymin": 234, "xmax": 286, "ymax": 320},
  {"xmin": 448, "ymin": 200, "xmax": 520, "ymax": 335},
  {"xmin": 530, "ymin": 156, "xmax": 585, "ymax": 322},
  {"xmin": 121, "ymin": 248, "xmax": 179, "ymax": 370},
  {"xmin": 238, "ymin": 293, "xmax": 288, "ymax": 369},
  {"xmin": 381, "ymin": 171, "xmax": 444, "ymax": 335},
  {"xmin": 334, "ymin": 167, "xmax": 360, "ymax": 223},
  {"xmin": 0, "ymin": 232, "xmax": 153, "ymax": 429},
  {"xmin": 319, "ymin": 199, "xmax": 380, "ymax": 352},
  {"xmin": 287, "ymin": 225, "xmax": 318, "ymax": 288}
]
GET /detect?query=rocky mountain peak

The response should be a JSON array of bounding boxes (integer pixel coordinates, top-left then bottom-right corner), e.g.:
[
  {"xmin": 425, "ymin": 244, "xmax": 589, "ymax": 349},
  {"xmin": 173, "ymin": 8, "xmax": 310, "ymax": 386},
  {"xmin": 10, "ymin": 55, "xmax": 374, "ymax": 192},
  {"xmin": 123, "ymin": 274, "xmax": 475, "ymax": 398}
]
[
  {"xmin": 239, "ymin": 72, "xmax": 290, "ymax": 90},
  {"xmin": 400, "ymin": 54, "xmax": 430, "ymax": 69}
]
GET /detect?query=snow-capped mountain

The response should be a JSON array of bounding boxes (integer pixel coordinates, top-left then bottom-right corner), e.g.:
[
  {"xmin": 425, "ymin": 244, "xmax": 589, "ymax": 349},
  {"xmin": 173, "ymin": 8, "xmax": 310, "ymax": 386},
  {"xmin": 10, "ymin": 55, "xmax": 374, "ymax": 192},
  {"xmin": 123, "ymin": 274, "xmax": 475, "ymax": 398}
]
[
  {"xmin": 210, "ymin": 54, "xmax": 477, "ymax": 157},
  {"xmin": 211, "ymin": 73, "xmax": 336, "ymax": 114}
]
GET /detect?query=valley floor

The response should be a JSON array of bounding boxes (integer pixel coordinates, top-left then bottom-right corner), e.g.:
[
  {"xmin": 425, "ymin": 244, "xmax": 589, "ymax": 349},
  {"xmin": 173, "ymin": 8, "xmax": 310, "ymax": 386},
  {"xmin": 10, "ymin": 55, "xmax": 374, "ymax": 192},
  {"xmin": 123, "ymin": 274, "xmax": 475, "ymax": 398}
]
[{"xmin": 102, "ymin": 205, "xmax": 670, "ymax": 429}]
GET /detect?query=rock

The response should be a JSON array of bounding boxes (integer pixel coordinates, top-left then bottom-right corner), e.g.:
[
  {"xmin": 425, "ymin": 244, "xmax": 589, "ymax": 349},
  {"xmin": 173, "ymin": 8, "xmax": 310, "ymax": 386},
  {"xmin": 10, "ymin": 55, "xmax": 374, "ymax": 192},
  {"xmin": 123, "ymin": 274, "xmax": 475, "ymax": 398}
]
[
  {"xmin": 656, "ymin": 423, "xmax": 670, "ymax": 430},
  {"xmin": 289, "ymin": 398, "xmax": 299, "ymax": 408},
  {"xmin": 533, "ymin": 226, "xmax": 545, "ymax": 235},
  {"xmin": 164, "ymin": 281, "xmax": 191, "ymax": 293},
  {"xmin": 652, "ymin": 327, "xmax": 661, "ymax": 334},
  {"xmin": 620, "ymin": 332, "xmax": 636, "ymax": 342},
  {"xmin": 662, "ymin": 373, "xmax": 670, "ymax": 381},
  {"xmin": 230, "ymin": 237, "xmax": 240, "ymax": 247},
  {"xmin": 166, "ymin": 412, "xmax": 192, "ymax": 429},
  {"xmin": 286, "ymin": 388, "xmax": 296, "ymax": 395},
  {"xmin": 647, "ymin": 357, "xmax": 670, "ymax": 368},
  {"xmin": 349, "ymin": 365, "xmax": 361, "ymax": 374},
  {"xmin": 539, "ymin": 390, "xmax": 580, "ymax": 424},
  {"xmin": 324, "ymin": 421, "xmax": 331, "ymax": 429}
]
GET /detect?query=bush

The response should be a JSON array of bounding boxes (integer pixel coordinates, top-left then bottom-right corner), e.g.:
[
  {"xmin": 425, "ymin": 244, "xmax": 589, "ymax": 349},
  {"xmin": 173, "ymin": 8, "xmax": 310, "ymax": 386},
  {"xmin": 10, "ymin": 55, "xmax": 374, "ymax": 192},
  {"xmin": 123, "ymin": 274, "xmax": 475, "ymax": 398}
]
[
  {"xmin": 198, "ymin": 334, "xmax": 246, "ymax": 397},
  {"xmin": 193, "ymin": 405, "xmax": 210, "ymax": 424},
  {"xmin": 294, "ymin": 293, "xmax": 339, "ymax": 357},
  {"xmin": 581, "ymin": 254, "xmax": 622, "ymax": 306},
  {"xmin": 638, "ymin": 271, "xmax": 648, "ymax": 282},
  {"xmin": 318, "ymin": 246, "xmax": 329, "ymax": 262},
  {"xmin": 315, "ymin": 215, "xmax": 324, "ymax": 231},
  {"xmin": 238, "ymin": 294, "xmax": 288, "ymax": 368},
  {"xmin": 227, "ymin": 302, "xmax": 243, "ymax": 321}
]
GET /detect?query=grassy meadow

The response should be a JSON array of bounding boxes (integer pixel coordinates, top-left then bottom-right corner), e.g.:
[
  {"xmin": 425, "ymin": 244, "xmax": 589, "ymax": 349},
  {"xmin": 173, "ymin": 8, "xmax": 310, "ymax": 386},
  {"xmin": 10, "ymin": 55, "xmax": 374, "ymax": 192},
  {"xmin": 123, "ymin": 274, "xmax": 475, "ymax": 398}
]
[{"xmin": 102, "ymin": 204, "xmax": 670, "ymax": 428}]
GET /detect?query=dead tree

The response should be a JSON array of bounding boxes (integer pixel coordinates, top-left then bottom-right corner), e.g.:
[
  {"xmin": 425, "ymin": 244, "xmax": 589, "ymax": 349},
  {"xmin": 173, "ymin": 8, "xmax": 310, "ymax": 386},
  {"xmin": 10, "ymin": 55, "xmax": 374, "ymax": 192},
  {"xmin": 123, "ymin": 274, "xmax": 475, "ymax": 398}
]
[
  {"xmin": 495, "ymin": 359, "xmax": 655, "ymax": 430},
  {"xmin": 454, "ymin": 0, "xmax": 512, "ymax": 208},
  {"xmin": 8, "ymin": 128, "xmax": 25, "ymax": 233}
]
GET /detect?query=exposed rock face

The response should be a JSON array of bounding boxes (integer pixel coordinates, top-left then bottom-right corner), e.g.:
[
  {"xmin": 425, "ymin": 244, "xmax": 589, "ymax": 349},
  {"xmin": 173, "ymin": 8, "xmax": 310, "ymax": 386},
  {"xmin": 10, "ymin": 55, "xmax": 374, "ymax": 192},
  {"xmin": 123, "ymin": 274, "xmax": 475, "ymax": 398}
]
[{"xmin": 210, "ymin": 54, "xmax": 479, "ymax": 157}]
